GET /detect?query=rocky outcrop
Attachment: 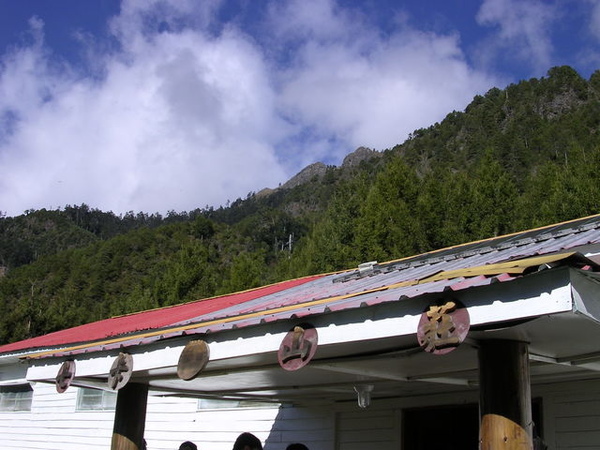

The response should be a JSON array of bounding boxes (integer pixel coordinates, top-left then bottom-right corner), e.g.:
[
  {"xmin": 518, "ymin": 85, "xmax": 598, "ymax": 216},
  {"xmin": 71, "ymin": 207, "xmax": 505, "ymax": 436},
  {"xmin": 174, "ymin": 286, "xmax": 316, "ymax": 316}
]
[
  {"xmin": 258, "ymin": 147, "xmax": 381, "ymax": 196},
  {"xmin": 280, "ymin": 162, "xmax": 328, "ymax": 190},
  {"xmin": 341, "ymin": 146, "xmax": 380, "ymax": 167}
]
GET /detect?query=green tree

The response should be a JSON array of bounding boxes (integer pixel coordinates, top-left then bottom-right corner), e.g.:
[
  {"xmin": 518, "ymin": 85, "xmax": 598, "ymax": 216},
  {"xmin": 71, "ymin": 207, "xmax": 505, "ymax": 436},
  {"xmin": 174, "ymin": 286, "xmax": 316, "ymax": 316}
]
[
  {"xmin": 355, "ymin": 156, "xmax": 426, "ymax": 261},
  {"xmin": 288, "ymin": 174, "xmax": 371, "ymax": 275},
  {"xmin": 218, "ymin": 250, "xmax": 267, "ymax": 294}
]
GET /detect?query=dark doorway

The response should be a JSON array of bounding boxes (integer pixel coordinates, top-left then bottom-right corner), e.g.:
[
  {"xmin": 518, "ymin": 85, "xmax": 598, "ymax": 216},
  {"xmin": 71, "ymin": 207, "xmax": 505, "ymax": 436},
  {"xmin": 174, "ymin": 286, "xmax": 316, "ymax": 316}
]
[
  {"xmin": 402, "ymin": 400, "xmax": 543, "ymax": 450},
  {"xmin": 402, "ymin": 403, "xmax": 479, "ymax": 450}
]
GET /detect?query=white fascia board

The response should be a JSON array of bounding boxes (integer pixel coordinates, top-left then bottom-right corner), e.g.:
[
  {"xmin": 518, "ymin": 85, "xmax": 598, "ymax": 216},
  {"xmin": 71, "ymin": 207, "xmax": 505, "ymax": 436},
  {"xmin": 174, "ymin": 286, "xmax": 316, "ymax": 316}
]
[
  {"xmin": 25, "ymin": 318, "xmax": 420, "ymax": 383},
  {"xmin": 27, "ymin": 354, "xmax": 115, "ymax": 382},
  {"xmin": 26, "ymin": 271, "xmax": 574, "ymax": 383},
  {"xmin": 571, "ymin": 270, "xmax": 600, "ymax": 322},
  {"xmin": 466, "ymin": 282, "xmax": 573, "ymax": 324}
]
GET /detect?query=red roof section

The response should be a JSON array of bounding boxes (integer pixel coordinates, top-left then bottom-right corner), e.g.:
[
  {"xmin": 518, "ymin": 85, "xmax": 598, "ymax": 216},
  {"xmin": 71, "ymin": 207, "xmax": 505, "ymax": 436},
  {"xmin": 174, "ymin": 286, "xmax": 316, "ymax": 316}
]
[{"xmin": 0, "ymin": 275, "xmax": 324, "ymax": 354}]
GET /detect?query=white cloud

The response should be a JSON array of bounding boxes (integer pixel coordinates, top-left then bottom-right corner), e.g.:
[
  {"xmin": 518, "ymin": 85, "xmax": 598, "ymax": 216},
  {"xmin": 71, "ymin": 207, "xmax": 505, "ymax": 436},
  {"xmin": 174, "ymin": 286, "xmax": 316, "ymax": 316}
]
[
  {"xmin": 576, "ymin": 0, "xmax": 600, "ymax": 71},
  {"xmin": 0, "ymin": 1, "xmax": 288, "ymax": 216},
  {"xmin": 0, "ymin": 0, "xmax": 501, "ymax": 216},
  {"xmin": 589, "ymin": 0, "xmax": 600, "ymax": 41},
  {"xmin": 270, "ymin": 0, "xmax": 496, "ymax": 164},
  {"xmin": 475, "ymin": 0, "xmax": 557, "ymax": 73},
  {"xmin": 266, "ymin": 0, "xmax": 355, "ymax": 43}
]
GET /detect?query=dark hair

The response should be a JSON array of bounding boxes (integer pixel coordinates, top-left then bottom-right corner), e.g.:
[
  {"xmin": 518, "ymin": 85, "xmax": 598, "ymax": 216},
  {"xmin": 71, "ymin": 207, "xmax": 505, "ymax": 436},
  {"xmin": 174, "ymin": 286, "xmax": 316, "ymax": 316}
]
[
  {"xmin": 179, "ymin": 441, "xmax": 198, "ymax": 450},
  {"xmin": 233, "ymin": 432, "xmax": 263, "ymax": 450},
  {"xmin": 286, "ymin": 444, "xmax": 309, "ymax": 450}
]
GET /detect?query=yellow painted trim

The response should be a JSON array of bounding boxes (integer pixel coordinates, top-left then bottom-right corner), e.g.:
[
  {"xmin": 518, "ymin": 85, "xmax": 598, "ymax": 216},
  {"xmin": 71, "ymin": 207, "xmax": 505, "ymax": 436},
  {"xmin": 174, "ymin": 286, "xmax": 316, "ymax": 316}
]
[{"xmin": 421, "ymin": 252, "xmax": 578, "ymax": 282}]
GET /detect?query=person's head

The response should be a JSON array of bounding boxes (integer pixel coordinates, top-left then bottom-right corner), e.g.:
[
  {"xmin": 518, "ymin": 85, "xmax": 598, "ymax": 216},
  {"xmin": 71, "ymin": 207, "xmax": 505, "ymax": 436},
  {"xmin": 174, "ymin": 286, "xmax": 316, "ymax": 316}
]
[
  {"xmin": 286, "ymin": 444, "xmax": 309, "ymax": 450},
  {"xmin": 179, "ymin": 441, "xmax": 198, "ymax": 450},
  {"xmin": 233, "ymin": 432, "xmax": 263, "ymax": 450}
]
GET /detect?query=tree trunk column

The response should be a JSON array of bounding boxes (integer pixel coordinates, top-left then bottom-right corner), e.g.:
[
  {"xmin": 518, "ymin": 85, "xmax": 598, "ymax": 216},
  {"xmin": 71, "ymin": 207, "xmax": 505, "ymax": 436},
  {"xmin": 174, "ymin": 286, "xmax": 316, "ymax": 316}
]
[
  {"xmin": 111, "ymin": 383, "xmax": 149, "ymax": 450},
  {"xmin": 479, "ymin": 340, "xmax": 533, "ymax": 450}
]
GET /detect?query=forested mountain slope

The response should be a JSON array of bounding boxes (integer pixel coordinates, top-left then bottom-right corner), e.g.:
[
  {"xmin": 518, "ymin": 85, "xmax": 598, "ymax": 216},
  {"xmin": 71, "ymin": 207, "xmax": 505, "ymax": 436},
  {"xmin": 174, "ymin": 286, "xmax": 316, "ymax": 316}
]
[{"xmin": 1, "ymin": 65, "xmax": 600, "ymax": 345}]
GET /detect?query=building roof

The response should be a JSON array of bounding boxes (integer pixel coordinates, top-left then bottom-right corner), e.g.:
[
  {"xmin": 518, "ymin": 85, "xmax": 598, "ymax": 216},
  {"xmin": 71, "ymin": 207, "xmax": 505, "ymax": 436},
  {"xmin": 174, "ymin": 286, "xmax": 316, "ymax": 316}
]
[
  {"xmin": 0, "ymin": 275, "xmax": 324, "ymax": 355},
  {"xmin": 2, "ymin": 214, "xmax": 600, "ymax": 360}
]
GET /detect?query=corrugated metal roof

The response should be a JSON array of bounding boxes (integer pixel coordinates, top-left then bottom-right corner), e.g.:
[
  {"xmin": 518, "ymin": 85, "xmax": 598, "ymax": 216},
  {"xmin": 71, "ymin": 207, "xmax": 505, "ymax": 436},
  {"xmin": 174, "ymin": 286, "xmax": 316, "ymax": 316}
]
[
  {"xmin": 3, "ymin": 214, "xmax": 600, "ymax": 359},
  {"xmin": 0, "ymin": 275, "xmax": 324, "ymax": 354}
]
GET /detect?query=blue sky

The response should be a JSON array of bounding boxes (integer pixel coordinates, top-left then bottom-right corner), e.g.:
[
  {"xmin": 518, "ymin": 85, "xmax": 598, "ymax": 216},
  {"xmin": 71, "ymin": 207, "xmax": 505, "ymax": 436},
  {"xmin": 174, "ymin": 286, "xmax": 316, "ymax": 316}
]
[{"xmin": 0, "ymin": 0, "xmax": 599, "ymax": 217}]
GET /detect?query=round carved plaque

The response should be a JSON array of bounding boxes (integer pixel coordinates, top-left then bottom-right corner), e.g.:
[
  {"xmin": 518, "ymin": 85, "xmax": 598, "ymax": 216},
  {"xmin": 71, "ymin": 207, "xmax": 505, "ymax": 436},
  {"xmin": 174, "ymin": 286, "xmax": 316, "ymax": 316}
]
[
  {"xmin": 417, "ymin": 299, "xmax": 470, "ymax": 355},
  {"xmin": 177, "ymin": 340, "xmax": 210, "ymax": 381},
  {"xmin": 278, "ymin": 325, "xmax": 318, "ymax": 371},
  {"xmin": 108, "ymin": 352, "xmax": 133, "ymax": 390},
  {"xmin": 55, "ymin": 360, "xmax": 76, "ymax": 393}
]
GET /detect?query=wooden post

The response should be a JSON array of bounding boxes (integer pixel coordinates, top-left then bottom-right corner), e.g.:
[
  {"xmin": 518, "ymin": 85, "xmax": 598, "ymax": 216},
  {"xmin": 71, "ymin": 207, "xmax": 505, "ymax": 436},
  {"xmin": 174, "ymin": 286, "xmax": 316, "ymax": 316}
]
[
  {"xmin": 479, "ymin": 340, "xmax": 533, "ymax": 450},
  {"xmin": 111, "ymin": 383, "xmax": 148, "ymax": 450}
]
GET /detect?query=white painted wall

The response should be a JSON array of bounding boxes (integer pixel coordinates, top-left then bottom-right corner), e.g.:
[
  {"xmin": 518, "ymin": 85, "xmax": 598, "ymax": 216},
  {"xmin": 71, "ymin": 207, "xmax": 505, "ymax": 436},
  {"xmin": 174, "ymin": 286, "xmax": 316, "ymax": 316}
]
[
  {"xmin": 2, "ymin": 379, "xmax": 600, "ymax": 450},
  {"xmin": 0, "ymin": 383, "xmax": 114, "ymax": 450},
  {"xmin": 0, "ymin": 383, "xmax": 333, "ymax": 450},
  {"xmin": 533, "ymin": 379, "xmax": 600, "ymax": 450},
  {"xmin": 336, "ymin": 407, "xmax": 401, "ymax": 450},
  {"xmin": 145, "ymin": 398, "xmax": 282, "ymax": 450}
]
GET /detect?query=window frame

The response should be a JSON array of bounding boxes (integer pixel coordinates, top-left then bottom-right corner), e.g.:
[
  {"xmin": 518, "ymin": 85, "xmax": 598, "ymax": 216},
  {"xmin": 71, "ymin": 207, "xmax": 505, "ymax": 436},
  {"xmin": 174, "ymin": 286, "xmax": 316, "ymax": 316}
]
[
  {"xmin": 0, "ymin": 384, "xmax": 33, "ymax": 412},
  {"xmin": 76, "ymin": 387, "xmax": 117, "ymax": 411},
  {"xmin": 197, "ymin": 398, "xmax": 280, "ymax": 411}
]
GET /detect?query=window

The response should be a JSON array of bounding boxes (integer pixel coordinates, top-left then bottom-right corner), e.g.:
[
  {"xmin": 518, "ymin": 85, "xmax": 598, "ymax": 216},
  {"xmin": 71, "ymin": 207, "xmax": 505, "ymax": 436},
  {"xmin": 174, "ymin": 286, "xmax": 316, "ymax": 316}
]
[
  {"xmin": 0, "ymin": 384, "xmax": 33, "ymax": 411},
  {"xmin": 198, "ymin": 398, "xmax": 277, "ymax": 410},
  {"xmin": 76, "ymin": 388, "xmax": 117, "ymax": 411}
]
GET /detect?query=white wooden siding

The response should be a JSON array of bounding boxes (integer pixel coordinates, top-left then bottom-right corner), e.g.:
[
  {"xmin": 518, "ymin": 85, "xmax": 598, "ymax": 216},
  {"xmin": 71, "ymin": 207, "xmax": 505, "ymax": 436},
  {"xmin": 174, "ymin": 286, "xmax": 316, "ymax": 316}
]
[
  {"xmin": 0, "ymin": 382, "xmax": 115, "ymax": 450},
  {"xmin": 145, "ymin": 401, "xmax": 335, "ymax": 450},
  {"xmin": 2, "ymin": 379, "xmax": 600, "ymax": 450},
  {"xmin": 534, "ymin": 380, "xmax": 600, "ymax": 450},
  {"xmin": 0, "ymin": 383, "xmax": 334, "ymax": 450},
  {"xmin": 146, "ymin": 399, "xmax": 280, "ymax": 449},
  {"xmin": 336, "ymin": 407, "xmax": 400, "ymax": 450},
  {"xmin": 265, "ymin": 405, "xmax": 335, "ymax": 450}
]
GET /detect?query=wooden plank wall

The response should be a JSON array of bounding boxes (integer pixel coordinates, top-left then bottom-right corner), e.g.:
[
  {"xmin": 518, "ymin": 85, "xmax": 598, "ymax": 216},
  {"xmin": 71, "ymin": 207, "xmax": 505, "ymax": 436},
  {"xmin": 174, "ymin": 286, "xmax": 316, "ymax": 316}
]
[
  {"xmin": 145, "ymin": 397, "xmax": 282, "ymax": 449},
  {"xmin": 534, "ymin": 379, "xmax": 600, "ymax": 450},
  {"xmin": 0, "ymin": 383, "xmax": 334, "ymax": 450},
  {"xmin": 336, "ymin": 407, "xmax": 400, "ymax": 450},
  {"xmin": 0, "ymin": 383, "xmax": 115, "ymax": 450},
  {"xmin": 3, "ymin": 379, "xmax": 600, "ymax": 449},
  {"xmin": 144, "ymin": 398, "xmax": 335, "ymax": 450}
]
